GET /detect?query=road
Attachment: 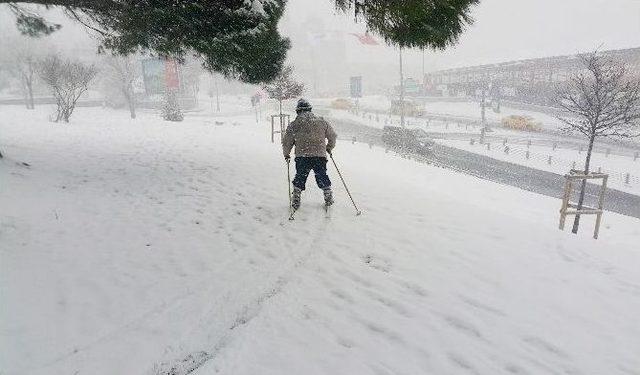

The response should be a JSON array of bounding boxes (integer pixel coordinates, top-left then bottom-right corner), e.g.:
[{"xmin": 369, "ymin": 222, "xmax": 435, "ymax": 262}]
[{"xmin": 328, "ymin": 117, "xmax": 640, "ymax": 219}]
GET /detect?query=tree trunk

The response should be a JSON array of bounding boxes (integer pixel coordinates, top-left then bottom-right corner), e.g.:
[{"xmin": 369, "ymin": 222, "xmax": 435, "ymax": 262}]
[
  {"xmin": 124, "ymin": 88, "xmax": 136, "ymax": 119},
  {"xmin": 27, "ymin": 81, "xmax": 35, "ymax": 109},
  {"xmin": 571, "ymin": 133, "xmax": 596, "ymax": 234},
  {"xmin": 279, "ymin": 100, "xmax": 283, "ymax": 117}
]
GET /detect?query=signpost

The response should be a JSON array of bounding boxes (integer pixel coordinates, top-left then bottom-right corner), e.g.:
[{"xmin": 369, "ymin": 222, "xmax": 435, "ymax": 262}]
[{"xmin": 350, "ymin": 76, "xmax": 362, "ymax": 113}]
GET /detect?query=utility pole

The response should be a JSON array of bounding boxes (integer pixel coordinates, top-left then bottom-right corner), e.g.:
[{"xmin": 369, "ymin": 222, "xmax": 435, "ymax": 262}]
[
  {"xmin": 481, "ymin": 86, "xmax": 486, "ymax": 126},
  {"xmin": 421, "ymin": 48, "xmax": 425, "ymax": 81},
  {"xmin": 399, "ymin": 47, "xmax": 405, "ymax": 128},
  {"xmin": 215, "ymin": 76, "xmax": 220, "ymax": 112}
]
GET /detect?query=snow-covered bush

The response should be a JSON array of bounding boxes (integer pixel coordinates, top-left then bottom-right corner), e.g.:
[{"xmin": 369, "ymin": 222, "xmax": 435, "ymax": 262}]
[
  {"xmin": 162, "ymin": 90, "xmax": 184, "ymax": 122},
  {"xmin": 38, "ymin": 54, "xmax": 97, "ymax": 123}
]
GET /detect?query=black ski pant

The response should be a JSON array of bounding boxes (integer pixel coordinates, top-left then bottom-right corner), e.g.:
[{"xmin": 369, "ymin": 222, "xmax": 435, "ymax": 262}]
[{"xmin": 292, "ymin": 156, "xmax": 331, "ymax": 191}]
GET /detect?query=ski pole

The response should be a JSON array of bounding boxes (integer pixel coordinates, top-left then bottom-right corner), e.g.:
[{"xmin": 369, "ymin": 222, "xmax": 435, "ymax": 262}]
[
  {"xmin": 286, "ymin": 158, "xmax": 293, "ymax": 216},
  {"xmin": 329, "ymin": 152, "xmax": 362, "ymax": 216}
]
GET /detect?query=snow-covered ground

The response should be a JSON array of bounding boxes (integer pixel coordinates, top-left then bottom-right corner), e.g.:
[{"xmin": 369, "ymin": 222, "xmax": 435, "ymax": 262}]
[{"xmin": 2, "ymin": 105, "xmax": 640, "ymax": 375}]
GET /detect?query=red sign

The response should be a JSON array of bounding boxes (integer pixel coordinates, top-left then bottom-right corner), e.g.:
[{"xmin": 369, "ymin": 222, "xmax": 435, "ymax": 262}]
[
  {"xmin": 350, "ymin": 33, "xmax": 380, "ymax": 46},
  {"xmin": 165, "ymin": 59, "xmax": 180, "ymax": 90}
]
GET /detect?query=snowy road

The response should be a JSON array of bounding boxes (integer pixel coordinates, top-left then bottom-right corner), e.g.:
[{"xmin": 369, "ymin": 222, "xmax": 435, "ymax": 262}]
[{"xmin": 328, "ymin": 117, "xmax": 640, "ymax": 219}]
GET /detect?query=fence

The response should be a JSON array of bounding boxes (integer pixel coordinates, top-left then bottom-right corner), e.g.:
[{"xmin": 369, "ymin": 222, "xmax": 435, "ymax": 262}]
[{"xmin": 343, "ymin": 108, "xmax": 639, "ymax": 188}]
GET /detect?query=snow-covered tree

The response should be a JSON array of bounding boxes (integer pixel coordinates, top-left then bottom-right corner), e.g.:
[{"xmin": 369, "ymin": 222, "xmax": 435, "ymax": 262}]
[
  {"xmin": 556, "ymin": 51, "xmax": 640, "ymax": 234},
  {"xmin": 263, "ymin": 66, "xmax": 304, "ymax": 116},
  {"xmin": 4, "ymin": 1, "xmax": 289, "ymax": 84},
  {"xmin": 334, "ymin": 0, "xmax": 478, "ymax": 49},
  {"xmin": 38, "ymin": 54, "xmax": 97, "ymax": 123},
  {"xmin": 102, "ymin": 56, "xmax": 138, "ymax": 119},
  {"xmin": 161, "ymin": 90, "xmax": 184, "ymax": 122},
  {"xmin": 0, "ymin": 38, "xmax": 42, "ymax": 110}
]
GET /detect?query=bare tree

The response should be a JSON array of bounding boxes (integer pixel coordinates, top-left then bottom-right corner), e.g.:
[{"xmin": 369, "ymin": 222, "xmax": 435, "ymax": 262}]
[
  {"xmin": 103, "ymin": 56, "xmax": 137, "ymax": 119},
  {"xmin": 39, "ymin": 54, "xmax": 97, "ymax": 123},
  {"xmin": 263, "ymin": 65, "xmax": 304, "ymax": 116},
  {"xmin": 0, "ymin": 39, "xmax": 41, "ymax": 110},
  {"xmin": 556, "ymin": 51, "xmax": 640, "ymax": 234}
]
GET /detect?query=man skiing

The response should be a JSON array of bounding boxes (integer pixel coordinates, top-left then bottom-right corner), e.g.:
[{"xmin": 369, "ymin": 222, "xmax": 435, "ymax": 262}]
[{"xmin": 283, "ymin": 98, "xmax": 338, "ymax": 211}]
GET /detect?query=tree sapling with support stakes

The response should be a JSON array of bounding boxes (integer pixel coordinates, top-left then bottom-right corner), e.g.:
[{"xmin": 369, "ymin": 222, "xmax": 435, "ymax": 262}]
[{"xmin": 556, "ymin": 51, "xmax": 640, "ymax": 234}]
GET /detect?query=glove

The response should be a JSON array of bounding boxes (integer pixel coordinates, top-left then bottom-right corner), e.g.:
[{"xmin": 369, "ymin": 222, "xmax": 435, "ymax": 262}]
[
  {"xmin": 284, "ymin": 155, "xmax": 291, "ymax": 162},
  {"xmin": 326, "ymin": 146, "xmax": 332, "ymax": 154}
]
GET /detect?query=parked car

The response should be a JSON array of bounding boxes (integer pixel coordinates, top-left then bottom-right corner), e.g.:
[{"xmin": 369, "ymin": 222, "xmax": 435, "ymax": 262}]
[
  {"xmin": 330, "ymin": 98, "xmax": 355, "ymax": 111},
  {"xmin": 382, "ymin": 126, "xmax": 434, "ymax": 156},
  {"xmin": 390, "ymin": 99, "xmax": 425, "ymax": 117},
  {"xmin": 501, "ymin": 115, "xmax": 541, "ymax": 132}
]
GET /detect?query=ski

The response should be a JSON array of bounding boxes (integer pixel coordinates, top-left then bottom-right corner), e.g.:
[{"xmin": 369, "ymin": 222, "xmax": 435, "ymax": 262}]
[{"xmin": 324, "ymin": 203, "xmax": 331, "ymax": 219}]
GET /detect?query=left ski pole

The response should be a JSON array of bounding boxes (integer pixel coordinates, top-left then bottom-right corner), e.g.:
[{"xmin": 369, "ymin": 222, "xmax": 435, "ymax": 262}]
[{"xmin": 286, "ymin": 158, "xmax": 295, "ymax": 220}]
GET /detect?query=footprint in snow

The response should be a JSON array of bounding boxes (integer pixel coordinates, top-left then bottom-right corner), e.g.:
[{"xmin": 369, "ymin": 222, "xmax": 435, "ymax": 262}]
[{"xmin": 363, "ymin": 254, "xmax": 392, "ymax": 273}]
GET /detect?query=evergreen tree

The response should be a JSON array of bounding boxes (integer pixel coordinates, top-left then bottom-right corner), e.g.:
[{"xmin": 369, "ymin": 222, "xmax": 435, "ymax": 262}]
[
  {"xmin": 334, "ymin": 0, "xmax": 479, "ymax": 49},
  {"xmin": 5, "ymin": 1, "xmax": 290, "ymax": 84},
  {"xmin": 161, "ymin": 90, "xmax": 184, "ymax": 122}
]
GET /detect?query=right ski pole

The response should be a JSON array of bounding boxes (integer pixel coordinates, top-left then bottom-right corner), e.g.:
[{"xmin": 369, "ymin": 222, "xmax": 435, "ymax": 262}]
[{"xmin": 329, "ymin": 152, "xmax": 362, "ymax": 216}]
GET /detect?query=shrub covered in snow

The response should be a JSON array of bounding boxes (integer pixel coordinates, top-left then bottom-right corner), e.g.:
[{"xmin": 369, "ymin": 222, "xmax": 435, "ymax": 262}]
[{"xmin": 161, "ymin": 90, "xmax": 184, "ymax": 122}]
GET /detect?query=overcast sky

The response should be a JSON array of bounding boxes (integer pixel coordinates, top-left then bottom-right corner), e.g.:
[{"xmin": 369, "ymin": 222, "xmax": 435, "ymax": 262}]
[{"xmin": 281, "ymin": 0, "xmax": 640, "ymax": 73}]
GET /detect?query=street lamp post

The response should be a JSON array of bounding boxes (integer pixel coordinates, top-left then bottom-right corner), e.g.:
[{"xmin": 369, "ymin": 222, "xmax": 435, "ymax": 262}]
[{"xmin": 399, "ymin": 47, "xmax": 405, "ymax": 128}]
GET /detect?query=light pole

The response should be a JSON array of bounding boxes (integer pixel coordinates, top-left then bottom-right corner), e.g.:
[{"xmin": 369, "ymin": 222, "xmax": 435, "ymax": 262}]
[
  {"xmin": 399, "ymin": 47, "xmax": 405, "ymax": 128},
  {"xmin": 215, "ymin": 76, "xmax": 220, "ymax": 112}
]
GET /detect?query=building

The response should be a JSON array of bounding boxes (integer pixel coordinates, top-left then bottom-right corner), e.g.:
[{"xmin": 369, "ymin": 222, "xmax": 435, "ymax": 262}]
[{"xmin": 425, "ymin": 47, "xmax": 640, "ymax": 106}]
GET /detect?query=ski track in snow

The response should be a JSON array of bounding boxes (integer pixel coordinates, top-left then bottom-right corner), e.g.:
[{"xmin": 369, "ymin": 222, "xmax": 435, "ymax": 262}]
[{"xmin": 1, "ymin": 106, "xmax": 640, "ymax": 375}]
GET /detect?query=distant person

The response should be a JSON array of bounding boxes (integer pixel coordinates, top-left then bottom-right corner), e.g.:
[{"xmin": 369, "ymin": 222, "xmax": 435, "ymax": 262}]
[{"xmin": 283, "ymin": 99, "xmax": 338, "ymax": 211}]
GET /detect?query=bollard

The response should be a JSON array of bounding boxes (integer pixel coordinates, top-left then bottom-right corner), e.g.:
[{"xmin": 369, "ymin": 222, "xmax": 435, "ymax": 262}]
[
  {"xmin": 526, "ymin": 151, "xmax": 530, "ymax": 159},
  {"xmin": 368, "ymin": 143, "xmax": 373, "ymax": 149},
  {"xmin": 553, "ymin": 142, "xmax": 557, "ymax": 151},
  {"xmin": 352, "ymin": 136, "xmax": 356, "ymax": 144},
  {"xmin": 626, "ymin": 173, "xmax": 630, "ymax": 184},
  {"xmin": 597, "ymin": 166, "xmax": 602, "ymax": 173},
  {"xmin": 548, "ymin": 155, "xmax": 552, "ymax": 165}
]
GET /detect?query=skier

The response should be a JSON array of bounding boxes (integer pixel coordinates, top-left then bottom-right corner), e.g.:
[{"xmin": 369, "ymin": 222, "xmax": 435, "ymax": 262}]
[{"xmin": 283, "ymin": 98, "xmax": 338, "ymax": 211}]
